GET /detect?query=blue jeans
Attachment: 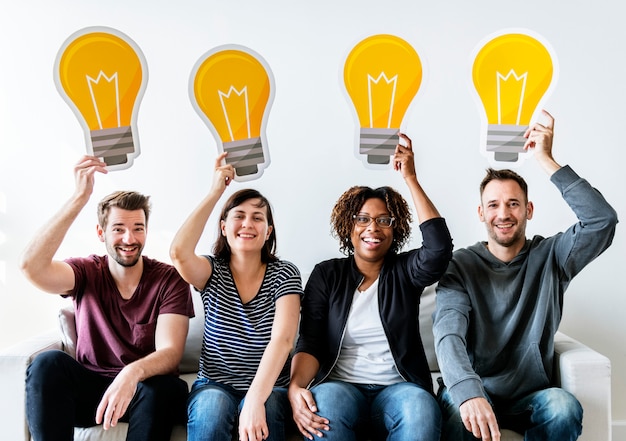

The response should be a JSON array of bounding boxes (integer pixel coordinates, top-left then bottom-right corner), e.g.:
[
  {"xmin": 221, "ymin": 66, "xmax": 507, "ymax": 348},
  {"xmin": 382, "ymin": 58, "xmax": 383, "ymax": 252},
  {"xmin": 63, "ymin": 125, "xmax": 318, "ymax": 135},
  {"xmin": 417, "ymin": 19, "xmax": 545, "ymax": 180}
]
[
  {"xmin": 25, "ymin": 350, "xmax": 188, "ymax": 441},
  {"xmin": 437, "ymin": 384, "xmax": 583, "ymax": 441},
  {"xmin": 187, "ymin": 378, "xmax": 291, "ymax": 441},
  {"xmin": 309, "ymin": 380, "xmax": 441, "ymax": 441}
]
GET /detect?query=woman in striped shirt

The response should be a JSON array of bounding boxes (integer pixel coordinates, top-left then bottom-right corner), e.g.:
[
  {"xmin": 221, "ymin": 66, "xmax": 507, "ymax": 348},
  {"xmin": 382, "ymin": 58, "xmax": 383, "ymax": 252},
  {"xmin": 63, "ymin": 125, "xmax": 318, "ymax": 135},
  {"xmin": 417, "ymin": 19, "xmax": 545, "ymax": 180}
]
[{"xmin": 170, "ymin": 152, "xmax": 303, "ymax": 441}]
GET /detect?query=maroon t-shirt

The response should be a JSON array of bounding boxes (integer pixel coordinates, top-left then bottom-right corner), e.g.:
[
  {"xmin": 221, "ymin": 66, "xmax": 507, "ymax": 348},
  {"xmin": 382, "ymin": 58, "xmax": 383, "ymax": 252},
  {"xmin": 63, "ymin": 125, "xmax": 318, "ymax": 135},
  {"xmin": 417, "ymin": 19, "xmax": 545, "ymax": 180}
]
[{"xmin": 65, "ymin": 254, "xmax": 194, "ymax": 377}]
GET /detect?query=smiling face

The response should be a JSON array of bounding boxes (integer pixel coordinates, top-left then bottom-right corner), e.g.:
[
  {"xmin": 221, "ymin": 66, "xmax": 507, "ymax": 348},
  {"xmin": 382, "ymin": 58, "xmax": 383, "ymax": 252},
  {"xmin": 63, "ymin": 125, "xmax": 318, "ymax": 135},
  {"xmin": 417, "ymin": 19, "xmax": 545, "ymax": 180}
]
[
  {"xmin": 351, "ymin": 197, "xmax": 394, "ymax": 266},
  {"xmin": 479, "ymin": 178, "xmax": 533, "ymax": 257},
  {"xmin": 220, "ymin": 198, "xmax": 273, "ymax": 256},
  {"xmin": 97, "ymin": 206, "xmax": 146, "ymax": 267}
]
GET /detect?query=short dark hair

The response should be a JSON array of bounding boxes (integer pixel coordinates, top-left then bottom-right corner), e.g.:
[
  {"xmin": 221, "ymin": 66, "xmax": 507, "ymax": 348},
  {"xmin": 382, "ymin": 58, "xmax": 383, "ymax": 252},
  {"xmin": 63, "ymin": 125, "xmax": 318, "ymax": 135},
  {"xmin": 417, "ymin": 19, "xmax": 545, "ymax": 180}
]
[
  {"xmin": 97, "ymin": 191, "xmax": 151, "ymax": 229},
  {"xmin": 330, "ymin": 186, "xmax": 411, "ymax": 256},
  {"xmin": 213, "ymin": 189, "xmax": 277, "ymax": 263},
  {"xmin": 480, "ymin": 168, "xmax": 528, "ymax": 202}
]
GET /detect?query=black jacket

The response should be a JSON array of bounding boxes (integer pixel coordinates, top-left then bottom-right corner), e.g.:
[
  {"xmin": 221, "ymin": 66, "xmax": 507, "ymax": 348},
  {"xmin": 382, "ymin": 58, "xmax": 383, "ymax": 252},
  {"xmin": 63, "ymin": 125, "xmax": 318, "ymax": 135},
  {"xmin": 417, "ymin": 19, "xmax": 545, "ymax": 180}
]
[{"xmin": 295, "ymin": 217, "xmax": 453, "ymax": 393}]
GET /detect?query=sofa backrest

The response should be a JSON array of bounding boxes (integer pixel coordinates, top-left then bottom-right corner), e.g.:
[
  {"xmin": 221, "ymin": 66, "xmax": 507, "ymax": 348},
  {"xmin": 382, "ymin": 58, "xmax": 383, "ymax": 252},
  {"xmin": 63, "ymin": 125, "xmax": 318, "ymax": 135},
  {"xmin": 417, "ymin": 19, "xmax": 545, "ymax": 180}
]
[
  {"xmin": 179, "ymin": 292, "xmax": 204, "ymax": 373},
  {"xmin": 58, "ymin": 283, "xmax": 440, "ymax": 375}
]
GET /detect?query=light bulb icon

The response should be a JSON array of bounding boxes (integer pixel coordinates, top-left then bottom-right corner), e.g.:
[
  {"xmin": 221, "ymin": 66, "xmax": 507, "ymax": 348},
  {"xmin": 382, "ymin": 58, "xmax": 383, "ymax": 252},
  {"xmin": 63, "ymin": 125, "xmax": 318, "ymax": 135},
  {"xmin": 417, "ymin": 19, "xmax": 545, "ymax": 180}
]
[
  {"xmin": 344, "ymin": 34, "xmax": 423, "ymax": 165},
  {"xmin": 190, "ymin": 45, "xmax": 274, "ymax": 181},
  {"xmin": 472, "ymin": 30, "xmax": 556, "ymax": 163},
  {"xmin": 54, "ymin": 27, "xmax": 147, "ymax": 170}
]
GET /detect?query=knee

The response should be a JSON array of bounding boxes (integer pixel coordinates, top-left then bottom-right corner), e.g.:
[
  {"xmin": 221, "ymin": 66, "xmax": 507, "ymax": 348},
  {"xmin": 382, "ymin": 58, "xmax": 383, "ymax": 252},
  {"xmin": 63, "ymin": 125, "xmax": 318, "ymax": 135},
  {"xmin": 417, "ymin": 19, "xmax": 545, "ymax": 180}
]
[
  {"xmin": 187, "ymin": 384, "xmax": 238, "ymax": 422},
  {"xmin": 402, "ymin": 392, "xmax": 441, "ymax": 428},
  {"xmin": 311, "ymin": 382, "xmax": 364, "ymax": 421},
  {"xmin": 27, "ymin": 350, "xmax": 73, "ymax": 387},
  {"xmin": 382, "ymin": 385, "xmax": 441, "ymax": 433},
  {"xmin": 536, "ymin": 388, "xmax": 583, "ymax": 425},
  {"xmin": 139, "ymin": 376, "xmax": 186, "ymax": 399},
  {"xmin": 135, "ymin": 376, "xmax": 187, "ymax": 414}
]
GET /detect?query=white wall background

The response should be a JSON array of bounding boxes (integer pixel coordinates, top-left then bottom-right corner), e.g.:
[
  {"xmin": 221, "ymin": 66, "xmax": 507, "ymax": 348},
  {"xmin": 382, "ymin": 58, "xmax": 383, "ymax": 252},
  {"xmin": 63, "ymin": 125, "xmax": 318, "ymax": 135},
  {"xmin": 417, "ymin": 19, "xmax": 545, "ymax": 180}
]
[{"xmin": 1, "ymin": 0, "xmax": 624, "ymax": 436}]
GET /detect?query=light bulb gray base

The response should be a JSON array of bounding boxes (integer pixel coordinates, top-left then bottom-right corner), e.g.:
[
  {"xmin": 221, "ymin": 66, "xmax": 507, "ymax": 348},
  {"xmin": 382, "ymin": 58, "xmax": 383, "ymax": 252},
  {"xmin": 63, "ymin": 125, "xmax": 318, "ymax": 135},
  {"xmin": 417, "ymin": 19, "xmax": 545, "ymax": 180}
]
[
  {"xmin": 360, "ymin": 128, "xmax": 398, "ymax": 165},
  {"xmin": 90, "ymin": 126, "xmax": 135, "ymax": 166},
  {"xmin": 486, "ymin": 124, "xmax": 526, "ymax": 162},
  {"xmin": 223, "ymin": 137, "xmax": 263, "ymax": 177}
]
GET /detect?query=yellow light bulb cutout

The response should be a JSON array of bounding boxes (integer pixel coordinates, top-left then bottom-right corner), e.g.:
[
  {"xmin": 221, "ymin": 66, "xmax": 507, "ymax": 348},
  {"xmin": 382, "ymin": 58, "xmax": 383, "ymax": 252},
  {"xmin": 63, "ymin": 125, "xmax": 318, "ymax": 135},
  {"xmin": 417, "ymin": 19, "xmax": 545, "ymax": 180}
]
[
  {"xmin": 472, "ymin": 31, "xmax": 555, "ymax": 162},
  {"xmin": 55, "ymin": 27, "xmax": 147, "ymax": 169},
  {"xmin": 190, "ymin": 46, "xmax": 274, "ymax": 181},
  {"xmin": 344, "ymin": 34, "xmax": 422, "ymax": 165}
]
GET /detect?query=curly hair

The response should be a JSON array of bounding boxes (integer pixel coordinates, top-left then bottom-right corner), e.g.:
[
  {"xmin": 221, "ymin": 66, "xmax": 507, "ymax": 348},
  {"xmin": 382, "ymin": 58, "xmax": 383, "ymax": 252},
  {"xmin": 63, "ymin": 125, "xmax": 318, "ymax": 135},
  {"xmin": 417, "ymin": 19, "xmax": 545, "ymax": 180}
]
[{"xmin": 330, "ymin": 186, "xmax": 412, "ymax": 256}]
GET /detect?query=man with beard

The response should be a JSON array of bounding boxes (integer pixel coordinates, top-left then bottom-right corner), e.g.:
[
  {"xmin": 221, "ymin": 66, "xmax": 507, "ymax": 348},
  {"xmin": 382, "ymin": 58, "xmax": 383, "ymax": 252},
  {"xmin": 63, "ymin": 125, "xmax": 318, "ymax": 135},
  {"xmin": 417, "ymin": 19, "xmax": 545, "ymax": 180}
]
[
  {"xmin": 20, "ymin": 156, "xmax": 194, "ymax": 441},
  {"xmin": 433, "ymin": 110, "xmax": 618, "ymax": 441}
]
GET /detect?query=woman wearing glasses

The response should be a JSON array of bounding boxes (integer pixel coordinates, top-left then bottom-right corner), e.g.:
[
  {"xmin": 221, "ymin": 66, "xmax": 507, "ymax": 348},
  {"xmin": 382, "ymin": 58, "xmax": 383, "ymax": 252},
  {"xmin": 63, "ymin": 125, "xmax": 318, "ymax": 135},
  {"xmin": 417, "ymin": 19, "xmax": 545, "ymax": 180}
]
[{"xmin": 288, "ymin": 133, "xmax": 453, "ymax": 441}]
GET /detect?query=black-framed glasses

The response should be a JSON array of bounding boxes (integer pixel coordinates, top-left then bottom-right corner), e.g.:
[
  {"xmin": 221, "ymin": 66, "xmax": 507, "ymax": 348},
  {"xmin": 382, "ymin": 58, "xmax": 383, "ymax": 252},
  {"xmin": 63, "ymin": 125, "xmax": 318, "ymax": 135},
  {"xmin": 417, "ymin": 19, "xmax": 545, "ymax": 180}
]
[{"xmin": 353, "ymin": 214, "xmax": 395, "ymax": 228}]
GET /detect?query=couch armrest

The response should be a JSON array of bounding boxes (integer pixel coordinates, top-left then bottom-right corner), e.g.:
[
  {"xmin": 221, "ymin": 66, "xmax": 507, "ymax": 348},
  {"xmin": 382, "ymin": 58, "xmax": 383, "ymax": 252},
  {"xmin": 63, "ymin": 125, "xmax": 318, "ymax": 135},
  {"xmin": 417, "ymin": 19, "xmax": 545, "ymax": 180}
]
[
  {"xmin": 0, "ymin": 330, "xmax": 63, "ymax": 441},
  {"xmin": 554, "ymin": 331, "xmax": 611, "ymax": 441}
]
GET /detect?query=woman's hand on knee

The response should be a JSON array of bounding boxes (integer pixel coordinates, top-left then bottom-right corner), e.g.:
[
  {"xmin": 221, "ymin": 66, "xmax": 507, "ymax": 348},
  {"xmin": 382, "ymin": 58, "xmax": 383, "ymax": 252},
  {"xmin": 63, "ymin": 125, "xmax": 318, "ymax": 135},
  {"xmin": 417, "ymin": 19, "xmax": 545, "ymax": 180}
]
[{"xmin": 288, "ymin": 385, "xmax": 329, "ymax": 439}]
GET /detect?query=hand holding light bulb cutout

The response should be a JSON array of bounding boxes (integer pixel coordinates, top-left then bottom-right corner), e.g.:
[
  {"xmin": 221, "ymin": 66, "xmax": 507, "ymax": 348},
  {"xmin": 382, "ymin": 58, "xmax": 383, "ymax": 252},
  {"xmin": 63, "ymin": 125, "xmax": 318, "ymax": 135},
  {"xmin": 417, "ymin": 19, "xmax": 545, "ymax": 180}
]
[
  {"xmin": 472, "ymin": 30, "xmax": 557, "ymax": 164},
  {"xmin": 190, "ymin": 45, "xmax": 274, "ymax": 182},
  {"xmin": 55, "ymin": 27, "xmax": 148, "ymax": 170},
  {"xmin": 344, "ymin": 34, "xmax": 423, "ymax": 166}
]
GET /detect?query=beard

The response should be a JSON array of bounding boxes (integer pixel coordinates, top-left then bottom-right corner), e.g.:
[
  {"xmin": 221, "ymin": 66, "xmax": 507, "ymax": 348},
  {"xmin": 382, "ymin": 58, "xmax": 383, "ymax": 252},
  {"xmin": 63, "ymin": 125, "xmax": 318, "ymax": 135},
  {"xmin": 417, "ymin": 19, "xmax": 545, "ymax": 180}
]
[
  {"xmin": 486, "ymin": 219, "xmax": 527, "ymax": 248},
  {"xmin": 106, "ymin": 243, "xmax": 144, "ymax": 267}
]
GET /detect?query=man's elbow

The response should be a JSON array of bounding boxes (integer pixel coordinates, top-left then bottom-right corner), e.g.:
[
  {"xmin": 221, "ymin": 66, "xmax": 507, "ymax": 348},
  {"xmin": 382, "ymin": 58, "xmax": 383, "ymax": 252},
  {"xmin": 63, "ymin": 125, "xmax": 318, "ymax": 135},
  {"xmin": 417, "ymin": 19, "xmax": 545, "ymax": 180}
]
[
  {"xmin": 19, "ymin": 252, "xmax": 43, "ymax": 287},
  {"xmin": 19, "ymin": 252, "xmax": 33, "ymax": 279}
]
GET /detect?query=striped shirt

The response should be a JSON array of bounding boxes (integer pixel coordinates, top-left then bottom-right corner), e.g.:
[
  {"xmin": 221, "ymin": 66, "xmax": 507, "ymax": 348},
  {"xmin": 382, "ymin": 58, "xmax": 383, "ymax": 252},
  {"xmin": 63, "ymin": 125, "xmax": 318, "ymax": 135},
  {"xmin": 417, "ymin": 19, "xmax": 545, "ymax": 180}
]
[{"xmin": 197, "ymin": 256, "xmax": 303, "ymax": 390}]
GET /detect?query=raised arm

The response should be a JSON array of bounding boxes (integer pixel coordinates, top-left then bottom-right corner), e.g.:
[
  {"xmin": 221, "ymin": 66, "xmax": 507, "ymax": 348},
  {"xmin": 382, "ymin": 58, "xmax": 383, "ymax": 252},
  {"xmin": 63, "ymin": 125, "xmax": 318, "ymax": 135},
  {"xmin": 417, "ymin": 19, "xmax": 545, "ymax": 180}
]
[
  {"xmin": 393, "ymin": 133, "xmax": 441, "ymax": 223},
  {"xmin": 524, "ymin": 110, "xmax": 618, "ymax": 275},
  {"xmin": 20, "ymin": 156, "xmax": 108, "ymax": 294},
  {"xmin": 170, "ymin": 152, "xmax": 235, "ymax": 290}
]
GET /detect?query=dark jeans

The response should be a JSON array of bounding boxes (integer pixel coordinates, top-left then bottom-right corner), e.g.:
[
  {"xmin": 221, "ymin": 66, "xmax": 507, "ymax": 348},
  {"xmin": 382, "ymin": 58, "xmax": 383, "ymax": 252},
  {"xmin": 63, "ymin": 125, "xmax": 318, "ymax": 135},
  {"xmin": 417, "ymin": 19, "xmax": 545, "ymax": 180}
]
[{"xmin": 26, "ymin": 350, "xmax": 188, "ymax": 441}]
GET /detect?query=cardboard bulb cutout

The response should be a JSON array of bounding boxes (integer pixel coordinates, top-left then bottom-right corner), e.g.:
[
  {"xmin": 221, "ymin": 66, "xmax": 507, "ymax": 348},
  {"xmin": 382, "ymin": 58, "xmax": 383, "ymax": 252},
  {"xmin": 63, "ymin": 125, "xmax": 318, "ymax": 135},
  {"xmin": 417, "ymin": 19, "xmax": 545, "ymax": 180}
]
[
  {"xmin": 190, "ymin": 45, "xmax": 275, "ymax": 182},
  {"xmin": 55, "ymin": 26, "xmax": 148, "ymax": 170}
]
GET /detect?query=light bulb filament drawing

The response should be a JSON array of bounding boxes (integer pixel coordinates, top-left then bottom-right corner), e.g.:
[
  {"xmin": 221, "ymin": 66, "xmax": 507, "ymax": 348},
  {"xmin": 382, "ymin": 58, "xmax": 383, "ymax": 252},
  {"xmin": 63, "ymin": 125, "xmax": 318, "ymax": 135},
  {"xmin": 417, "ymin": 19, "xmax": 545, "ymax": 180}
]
[
  {"xmin": 496, "ymin": 70, "xmax": 527, "ymax": 125},
  {"xmin": 87, "ymin": 71, "xmax": 121, "ymax": 130},
  {"xmin": 218, "ymin": 86, "xmax": 251, "ymax": 142},
  {"xmin": 367, "ymin": 73, "xmax": 398, "ymax": 129}
]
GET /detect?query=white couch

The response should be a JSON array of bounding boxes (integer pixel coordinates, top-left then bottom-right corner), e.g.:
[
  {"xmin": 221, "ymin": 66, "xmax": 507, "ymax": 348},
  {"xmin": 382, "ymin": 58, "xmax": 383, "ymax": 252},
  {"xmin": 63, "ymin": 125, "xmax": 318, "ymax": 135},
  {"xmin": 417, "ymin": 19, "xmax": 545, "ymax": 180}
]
[{"xmin": 0, "ymin": 285, "xmax": 612, "ymax": 441}]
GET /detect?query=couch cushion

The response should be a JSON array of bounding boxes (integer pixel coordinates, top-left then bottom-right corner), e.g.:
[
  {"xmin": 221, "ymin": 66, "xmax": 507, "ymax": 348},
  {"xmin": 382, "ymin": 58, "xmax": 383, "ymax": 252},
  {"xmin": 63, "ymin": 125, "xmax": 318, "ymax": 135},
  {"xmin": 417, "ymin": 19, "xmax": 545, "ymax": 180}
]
[
  {"xmin": 419, "ymin": 283, "xmax": 438, "ymax": 372},
  {"xmin": 179, "ymin": 292, "xmax": 204, "ymax": 374},
  {"xmin": 58, "ymin": 306, "xmax": 77, "ymax": 359}
]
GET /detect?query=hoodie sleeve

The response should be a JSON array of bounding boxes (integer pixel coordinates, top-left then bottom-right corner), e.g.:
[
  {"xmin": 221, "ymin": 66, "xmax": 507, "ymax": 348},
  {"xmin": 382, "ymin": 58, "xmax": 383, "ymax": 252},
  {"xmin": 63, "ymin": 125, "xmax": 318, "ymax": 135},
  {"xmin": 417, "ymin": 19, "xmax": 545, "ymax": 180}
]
[
  {"xmin": 433, "ymin": 255, "xmax": 487, "ymax": 407},
  {"xmin": 550, "ymin": 166, "xmax": 618, "ymax": 280}
]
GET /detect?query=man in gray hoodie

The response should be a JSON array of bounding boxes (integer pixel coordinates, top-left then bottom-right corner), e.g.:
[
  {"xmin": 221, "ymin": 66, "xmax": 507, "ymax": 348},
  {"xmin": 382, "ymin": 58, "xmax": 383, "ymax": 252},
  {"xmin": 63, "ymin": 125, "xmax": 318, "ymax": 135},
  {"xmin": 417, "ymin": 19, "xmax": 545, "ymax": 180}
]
[{"xmin": 433, "ymin": 110, "xmax": 618, "ymax": 441}]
